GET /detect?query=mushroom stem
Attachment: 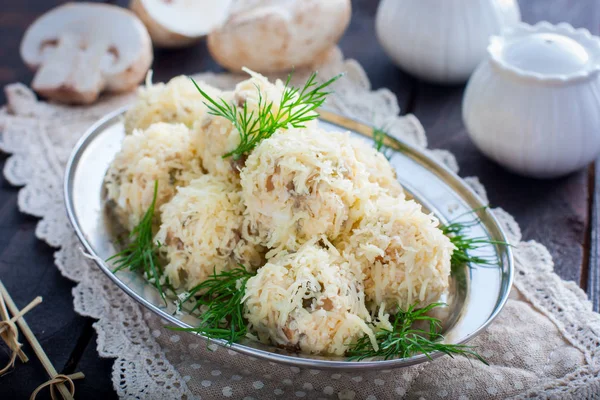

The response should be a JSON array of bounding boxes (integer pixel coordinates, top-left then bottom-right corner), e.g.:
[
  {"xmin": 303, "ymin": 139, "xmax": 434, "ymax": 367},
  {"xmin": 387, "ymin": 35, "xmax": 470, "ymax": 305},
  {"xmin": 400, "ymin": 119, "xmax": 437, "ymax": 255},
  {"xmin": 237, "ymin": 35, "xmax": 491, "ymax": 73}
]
[
  {"xmin": 33, "ymin": 33, "xmax": 107, "ymax": 104},
  {"xmin": 20, "ymin": 3, "xmax": 152, "ymax": 104}
]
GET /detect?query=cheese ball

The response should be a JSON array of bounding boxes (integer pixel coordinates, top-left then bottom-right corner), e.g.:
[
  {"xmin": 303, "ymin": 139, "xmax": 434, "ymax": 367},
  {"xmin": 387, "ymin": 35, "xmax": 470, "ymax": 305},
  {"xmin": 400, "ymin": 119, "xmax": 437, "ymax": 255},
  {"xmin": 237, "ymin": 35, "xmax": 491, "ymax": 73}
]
[
  {"xmin": 124, "ymin": 75, "xmax": 221, "ymax": 134},
  {"xmin": 243, "ymin": 241, "xmax": 375, "ymax": 355},
  {"xmin": 240, "ymin": 128, "xmax": 376, "ymax": 254},
  {"xmin": 338, "ymin": 194, "xmax": 454, "ymax": 312},
  {"xmin": 104, "ymin": 122, "xmax": 202, "ymax": 231},
  {"xmin": 190, "ymin": 90, "xmax": 241, "ymax": 182},
  {"xmin": 350, "ymin": 137, "xmax": 404, "ymax": 198},
  {"xmin": 155, "ymin": 175, "xmax": 264, "ymax": 290},
  {"xmin": 192, "ymin": 68, "xmax": 317, "ymax": 182}
]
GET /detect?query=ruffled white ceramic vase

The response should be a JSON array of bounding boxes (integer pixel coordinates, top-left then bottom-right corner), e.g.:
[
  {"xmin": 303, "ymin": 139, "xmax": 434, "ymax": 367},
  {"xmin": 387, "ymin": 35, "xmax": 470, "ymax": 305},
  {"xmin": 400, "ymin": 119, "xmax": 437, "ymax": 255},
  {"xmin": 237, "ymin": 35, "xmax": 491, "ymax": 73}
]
[{"xmin": 376, "ymin": 0, "xmax": 521, "ymax": 84}]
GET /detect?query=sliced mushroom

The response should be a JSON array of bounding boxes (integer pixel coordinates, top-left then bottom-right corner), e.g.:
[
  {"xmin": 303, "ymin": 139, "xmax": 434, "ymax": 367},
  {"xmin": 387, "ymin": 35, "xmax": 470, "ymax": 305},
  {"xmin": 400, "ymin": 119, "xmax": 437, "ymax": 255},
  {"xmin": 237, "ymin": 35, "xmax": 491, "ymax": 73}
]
[
  {"xmin": 20, "ymin": 3, "xmax": 153, "ymax": 104},
  {"xmin": 130, "ymin": 0, "xmax": 234, "ymax": 48},
  {"xmin": 208, "ymin": 0, "xmax": 352, "ymax": 73}
]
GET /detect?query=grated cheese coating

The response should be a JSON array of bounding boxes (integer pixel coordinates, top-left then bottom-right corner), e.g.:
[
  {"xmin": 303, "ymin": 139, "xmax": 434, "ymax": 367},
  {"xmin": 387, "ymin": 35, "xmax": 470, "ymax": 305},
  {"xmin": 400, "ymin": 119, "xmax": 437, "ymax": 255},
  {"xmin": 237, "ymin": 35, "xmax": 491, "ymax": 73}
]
[
  {"xmin": 337, "ymin": 194, "xmax": 454, "ymax": 312},
  {"xmin": 350, "ymin": 137, "xmax": 404, "ymax": 198},
  {"xmin": 240, "ymin": 128, "xmax": 382, "ymax": 255},
  {"xmin": 124, "ymin": 75, "xmax": 221, "ymax": 134},
  {"xmin": 191, "ymin": 68, "xmax": 316, "ymax": 182},
  {"xmin": 104, "ymin": 122, "xmax": 202, "ymax": 231},
  {"xmin": 155, "ymin": 175, "xmax": 264, "ymax": 290},
  {"xmin": 243, "ymin": 239, "xmax": 376, "ymax": 355}
]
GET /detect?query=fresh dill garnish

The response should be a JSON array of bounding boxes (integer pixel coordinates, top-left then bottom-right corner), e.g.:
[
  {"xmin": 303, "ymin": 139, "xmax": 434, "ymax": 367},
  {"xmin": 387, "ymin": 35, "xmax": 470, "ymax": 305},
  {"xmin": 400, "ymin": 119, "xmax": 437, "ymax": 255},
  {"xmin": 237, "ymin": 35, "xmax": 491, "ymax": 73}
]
[
  {"xmin": 170, "ymin": 266, "xmax": 254, "ymax": 344},
  {"xmin": 347, "ymin": 302, "xmax": 488, "ymax": 364},
  {"xmin": 107, "ymin": 181, "xmax": 167, "ymax": 301},
  {"xmin": 372, "ymin": 127, "xmax": 393, "ymax": 160},
  {"xmin": 190, "ymin": 71, "xmax": 343, "ymax": 160},
  {"xmin": 441, "ymin": 208, "xmax": 509, "ymax": 270}
]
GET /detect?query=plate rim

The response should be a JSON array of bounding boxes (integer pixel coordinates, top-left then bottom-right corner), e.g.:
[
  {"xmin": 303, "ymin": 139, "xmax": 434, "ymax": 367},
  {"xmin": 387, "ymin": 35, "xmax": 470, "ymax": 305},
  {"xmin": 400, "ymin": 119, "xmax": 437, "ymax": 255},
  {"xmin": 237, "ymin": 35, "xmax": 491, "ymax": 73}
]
[{"xmin": 64, "ymin": 107, "xmax": 514, "ymax": 370}]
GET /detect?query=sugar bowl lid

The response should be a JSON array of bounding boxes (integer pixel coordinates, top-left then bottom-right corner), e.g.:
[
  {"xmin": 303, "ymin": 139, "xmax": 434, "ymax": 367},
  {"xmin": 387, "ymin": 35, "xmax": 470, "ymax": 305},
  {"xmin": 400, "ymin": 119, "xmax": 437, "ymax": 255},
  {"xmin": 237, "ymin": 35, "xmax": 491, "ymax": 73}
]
[{"xmin": 488, "ymin": 22, "xmax": 600, "ymax": 82}]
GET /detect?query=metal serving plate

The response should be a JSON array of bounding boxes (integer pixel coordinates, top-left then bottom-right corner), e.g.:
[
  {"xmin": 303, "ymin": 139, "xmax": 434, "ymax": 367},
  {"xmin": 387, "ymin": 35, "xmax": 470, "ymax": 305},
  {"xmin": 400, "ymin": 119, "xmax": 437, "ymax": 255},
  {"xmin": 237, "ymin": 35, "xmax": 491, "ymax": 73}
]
[{"xmin": 64, "ymin": 108, "xmax": 513, "ymax": 371}]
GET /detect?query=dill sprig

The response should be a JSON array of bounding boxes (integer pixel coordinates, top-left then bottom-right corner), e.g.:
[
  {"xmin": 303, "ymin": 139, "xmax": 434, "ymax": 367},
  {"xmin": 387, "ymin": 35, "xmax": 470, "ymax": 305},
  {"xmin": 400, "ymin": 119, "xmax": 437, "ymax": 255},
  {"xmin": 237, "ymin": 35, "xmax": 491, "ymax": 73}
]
[
  {"xmin": 441, "ymin": 208, "xmax": 509, "ymax": 270},
  {"xmin": 348, "ymin": 302, "xmax": 488, "ymax": 364},
  {"xmin": 373, "ymin": 127, "xmax": 393, "ymax": 160},
  {"xmin": 107, "ymin": 181, "xmax": 167, "ymax": 301},
  {"xmin": 170, "ymin": 266, "xmax": 254, "ymax": 344},
  {"xmin": 371, "ymin": 128, "xmax": 506, "ymax": 270},
  {"xmin": 191, "ymin": 71, "xmax": 343, "ymax": 160}
]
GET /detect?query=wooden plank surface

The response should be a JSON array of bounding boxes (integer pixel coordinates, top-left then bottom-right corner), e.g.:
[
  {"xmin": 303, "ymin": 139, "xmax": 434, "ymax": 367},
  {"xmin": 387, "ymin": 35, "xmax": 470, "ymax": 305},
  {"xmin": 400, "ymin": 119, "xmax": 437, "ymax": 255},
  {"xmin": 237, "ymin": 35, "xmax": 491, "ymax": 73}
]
[
  {"xmin": 410, "ymin": 0, "xmax": 600, "ymax": 285},
  {"xmin": 338, "ymin": 0, "xmax": 416, "ymax": 107}
]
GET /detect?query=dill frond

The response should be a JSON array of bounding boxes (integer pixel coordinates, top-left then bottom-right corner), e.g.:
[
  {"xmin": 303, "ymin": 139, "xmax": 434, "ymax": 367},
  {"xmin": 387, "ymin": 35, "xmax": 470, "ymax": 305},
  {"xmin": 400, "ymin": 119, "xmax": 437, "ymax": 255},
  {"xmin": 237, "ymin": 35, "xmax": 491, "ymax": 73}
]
[
  {"xmin": 170, "ymin": 266, "xmax": 254, "ymax": 344},
  {"xmin": 107, "ymin": 181, "xmax": 168, "ymax": 301},
  {"xmin": 441, "ymin": 208, "xmax": 509, "ymax": 270},
  {"xmin": 191, "ymin": 71, "xmax": 343, "ymax": 160},
  {"xmin": 372, "ymin": 127, "xmax": 393, "ymax": 160},
  {"xmin": 347, "ymin": 302, "xmax": 488, "ymax": 364}
]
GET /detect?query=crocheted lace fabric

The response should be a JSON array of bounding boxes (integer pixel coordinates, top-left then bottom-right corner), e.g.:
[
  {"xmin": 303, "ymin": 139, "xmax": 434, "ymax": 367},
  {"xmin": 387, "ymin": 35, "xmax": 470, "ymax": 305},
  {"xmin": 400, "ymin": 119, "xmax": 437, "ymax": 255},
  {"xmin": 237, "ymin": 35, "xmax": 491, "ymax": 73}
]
[{"xmin": 1, "ymin": 53, "xmax": 599, "ymax": 400}]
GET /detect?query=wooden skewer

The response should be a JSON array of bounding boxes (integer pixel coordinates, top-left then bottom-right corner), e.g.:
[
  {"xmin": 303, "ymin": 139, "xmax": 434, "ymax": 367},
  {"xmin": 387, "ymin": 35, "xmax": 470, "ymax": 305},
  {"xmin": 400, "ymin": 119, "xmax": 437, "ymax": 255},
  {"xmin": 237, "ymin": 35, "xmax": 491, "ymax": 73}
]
[
  {"xmin": 0, "ymin": 280, "xmax": 81, "ymax": 400},
  {"xmin": 0, "ymin": 291, "xmax": 28, "ymax": 363}
]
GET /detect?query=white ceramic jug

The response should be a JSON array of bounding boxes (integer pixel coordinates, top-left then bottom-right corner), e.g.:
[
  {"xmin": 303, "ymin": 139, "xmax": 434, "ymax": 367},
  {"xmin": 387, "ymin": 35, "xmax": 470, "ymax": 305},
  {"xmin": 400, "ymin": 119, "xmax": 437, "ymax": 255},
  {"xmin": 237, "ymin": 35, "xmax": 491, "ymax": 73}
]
[
  {"xmin": 376, "ymin": 0, "xmax": 521, "ymax": 84},
  {"xmin": 463, "ymin": 22, "xmax": 600, "ymax": 178}
]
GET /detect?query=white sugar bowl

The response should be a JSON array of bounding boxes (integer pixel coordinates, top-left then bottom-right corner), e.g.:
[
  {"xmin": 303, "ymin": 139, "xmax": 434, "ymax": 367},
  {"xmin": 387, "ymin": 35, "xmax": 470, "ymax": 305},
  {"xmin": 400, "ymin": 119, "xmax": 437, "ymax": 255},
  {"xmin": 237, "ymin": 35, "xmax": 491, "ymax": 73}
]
[
  {"xmin": 463, "ymin": 22, "xmax": 600, "ymax": 178},
  {"xmin": 375, "ymin": 0, "xmax": 521, "ymax": 84}
]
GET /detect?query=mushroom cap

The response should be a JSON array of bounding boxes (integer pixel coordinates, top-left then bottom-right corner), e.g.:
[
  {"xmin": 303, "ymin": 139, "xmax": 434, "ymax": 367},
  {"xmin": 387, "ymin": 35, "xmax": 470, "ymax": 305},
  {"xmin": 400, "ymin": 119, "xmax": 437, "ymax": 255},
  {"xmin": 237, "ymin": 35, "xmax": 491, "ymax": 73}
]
[
  {"xmin": 130, "ymin": 0, "xmax": 234, "ymax": 48},
  {"xmin": 208, "ymin": 0, "xmax": 351, "ymax": 73},
  {"xmin": 20, "ymin": 3, "xmax": 152, "ymax": 102}
]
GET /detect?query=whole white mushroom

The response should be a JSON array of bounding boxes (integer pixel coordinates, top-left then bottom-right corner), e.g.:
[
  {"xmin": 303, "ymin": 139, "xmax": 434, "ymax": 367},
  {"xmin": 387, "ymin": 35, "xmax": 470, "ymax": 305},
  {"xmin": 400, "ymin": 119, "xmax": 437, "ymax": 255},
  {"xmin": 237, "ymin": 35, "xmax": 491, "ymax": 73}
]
[
  {"xmin": 208, "ymin": 0, "xmax": 352, "ymax": 73},
  {"xmin": 20, "ymin": 3, "xmax": 152, "ymax": 104}
]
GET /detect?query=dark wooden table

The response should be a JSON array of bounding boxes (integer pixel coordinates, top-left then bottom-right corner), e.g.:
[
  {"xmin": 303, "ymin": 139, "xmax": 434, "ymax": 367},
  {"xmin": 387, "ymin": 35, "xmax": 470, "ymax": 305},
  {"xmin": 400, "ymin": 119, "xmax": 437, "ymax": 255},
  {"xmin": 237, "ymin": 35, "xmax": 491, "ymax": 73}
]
[{"xmin": 1, "ymin": 1, "xmax": 598, "ymax": 398}]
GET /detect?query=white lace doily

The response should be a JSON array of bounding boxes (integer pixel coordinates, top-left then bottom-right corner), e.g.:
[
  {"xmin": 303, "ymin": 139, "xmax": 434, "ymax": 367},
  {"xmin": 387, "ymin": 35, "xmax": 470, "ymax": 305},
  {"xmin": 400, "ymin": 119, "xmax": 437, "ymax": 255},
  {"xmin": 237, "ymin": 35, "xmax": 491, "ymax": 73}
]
[{"xmin": 1, "ymin": 53, "xmax": 599, "ymax": 400}]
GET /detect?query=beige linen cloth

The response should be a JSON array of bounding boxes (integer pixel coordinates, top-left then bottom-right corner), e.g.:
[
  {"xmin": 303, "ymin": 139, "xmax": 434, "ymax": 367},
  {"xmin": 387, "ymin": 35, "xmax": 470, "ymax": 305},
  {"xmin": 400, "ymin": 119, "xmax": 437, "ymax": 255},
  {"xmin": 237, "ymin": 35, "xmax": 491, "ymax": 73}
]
[{"xmin": 0, "ymin": 52, "xmax": 598, "ymax": 399}]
